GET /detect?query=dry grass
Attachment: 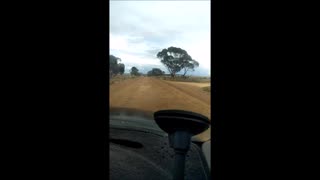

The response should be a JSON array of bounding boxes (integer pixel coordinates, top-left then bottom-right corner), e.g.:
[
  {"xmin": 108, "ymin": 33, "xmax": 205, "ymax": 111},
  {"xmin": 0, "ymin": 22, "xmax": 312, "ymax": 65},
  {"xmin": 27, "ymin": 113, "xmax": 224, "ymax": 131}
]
[
  {"xmin": 202, "ymin": 86, "xmax": 211, "ymax": 92},
  {"xmin": 158, "ymin": 75, "xmax": 210, "ymax": 83},
  {"xmin": 110, "ymin": 74, "xmax": 137, "ymax": 85}
]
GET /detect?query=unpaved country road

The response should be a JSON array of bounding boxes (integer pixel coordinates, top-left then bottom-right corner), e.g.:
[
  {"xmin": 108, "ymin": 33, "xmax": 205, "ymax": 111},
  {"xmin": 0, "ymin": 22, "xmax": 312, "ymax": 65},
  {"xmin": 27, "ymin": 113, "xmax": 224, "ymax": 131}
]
[{"xmin": 110, "ymin": 77, "xmax": 210, "ymax": 119}]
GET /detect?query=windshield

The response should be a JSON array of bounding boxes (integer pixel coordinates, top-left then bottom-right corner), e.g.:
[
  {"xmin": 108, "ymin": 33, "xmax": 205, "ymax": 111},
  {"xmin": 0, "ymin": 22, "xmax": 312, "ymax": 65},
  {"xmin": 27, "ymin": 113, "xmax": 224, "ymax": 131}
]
[{"xmin": 109, "ymin": 1, "xmax": 211, "ymax": 121}]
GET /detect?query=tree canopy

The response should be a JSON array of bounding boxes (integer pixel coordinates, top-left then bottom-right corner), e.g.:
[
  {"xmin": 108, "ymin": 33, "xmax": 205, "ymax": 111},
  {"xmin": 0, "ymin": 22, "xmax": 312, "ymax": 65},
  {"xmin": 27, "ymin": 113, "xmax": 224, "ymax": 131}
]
[
  {"xmin": 181, "ymin": 58, "xmax": 199, "ymax": 77},
  {"xmin": 156, "ymin": 46, "xmax": 198, "ymax": 77},
  {"xmin": 109, "ymin": 55, "xmax": 125, "ymax": 76},
  {"xmin": 147, "ymin": 68, "xmax": 165, "ymax": 76},
  {"xmin": 118, "ymin": 63, "xmax": 125, "ymax": 75},
  {"xmin": 130, "ymin": 66, "xmax": 140, "ymax": 76}
]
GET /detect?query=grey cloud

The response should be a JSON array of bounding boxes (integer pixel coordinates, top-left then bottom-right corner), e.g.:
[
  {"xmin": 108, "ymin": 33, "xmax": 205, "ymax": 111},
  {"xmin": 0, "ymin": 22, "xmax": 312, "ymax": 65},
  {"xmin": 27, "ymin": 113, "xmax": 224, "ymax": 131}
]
[
  {"xmin": 145, "ymin": 49, "xmax": 162, "ymax": 57},
  {"xmin": 110, "ymin": 1, "xmax": 203, "ymax": 43}
]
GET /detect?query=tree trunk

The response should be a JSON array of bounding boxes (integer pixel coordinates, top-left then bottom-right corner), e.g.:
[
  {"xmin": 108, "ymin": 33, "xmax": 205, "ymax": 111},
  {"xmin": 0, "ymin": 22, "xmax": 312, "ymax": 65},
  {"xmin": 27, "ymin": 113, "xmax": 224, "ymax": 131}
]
[{"xmin": 182, "ymin": 68, "xmax": 188, "ymax": 78}]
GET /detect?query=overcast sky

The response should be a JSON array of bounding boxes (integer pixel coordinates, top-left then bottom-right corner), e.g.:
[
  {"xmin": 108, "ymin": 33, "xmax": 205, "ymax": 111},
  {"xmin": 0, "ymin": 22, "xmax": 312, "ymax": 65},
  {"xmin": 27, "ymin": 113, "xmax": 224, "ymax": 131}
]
[{"xmin": 110, "ymin": 1, "xmax": 210, "ymax": 76}]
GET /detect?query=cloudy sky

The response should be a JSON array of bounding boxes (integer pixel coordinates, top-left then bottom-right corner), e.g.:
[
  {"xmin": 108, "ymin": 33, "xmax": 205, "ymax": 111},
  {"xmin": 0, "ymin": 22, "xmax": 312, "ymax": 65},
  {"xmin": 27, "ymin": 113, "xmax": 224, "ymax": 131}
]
[{"xmin": 110, "ymin": 0, "xmax": 210, "ymax": 76}]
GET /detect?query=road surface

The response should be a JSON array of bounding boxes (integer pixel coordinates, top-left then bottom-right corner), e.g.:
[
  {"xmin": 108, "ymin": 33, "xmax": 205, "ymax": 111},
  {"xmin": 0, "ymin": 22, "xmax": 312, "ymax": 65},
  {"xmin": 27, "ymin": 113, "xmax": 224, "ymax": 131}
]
[{"xmin": 110, "ymin": 77, "xmax": 210, "ymax": 119}]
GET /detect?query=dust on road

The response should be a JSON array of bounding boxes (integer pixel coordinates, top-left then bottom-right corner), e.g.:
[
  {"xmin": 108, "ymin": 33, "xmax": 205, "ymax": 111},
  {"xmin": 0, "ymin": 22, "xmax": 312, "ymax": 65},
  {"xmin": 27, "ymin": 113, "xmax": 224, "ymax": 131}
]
[{"xmin": 110, "ymin": 77, "xmax": 211, "ymax": 119}]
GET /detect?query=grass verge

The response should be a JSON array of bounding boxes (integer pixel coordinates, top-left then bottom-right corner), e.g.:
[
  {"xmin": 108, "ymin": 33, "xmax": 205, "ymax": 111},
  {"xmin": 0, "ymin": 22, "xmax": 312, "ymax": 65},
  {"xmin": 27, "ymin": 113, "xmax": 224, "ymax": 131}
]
[
  {"xmin": 158, "ymin": 76, "xmax": 210, "ymax": 83},
  {"xmin": 202, "ymin": 86, "xmax": 211, "ymax": 92},
  {"xmin": 110, "ymin": 74, "xmax": 137, "ymax": 85}
]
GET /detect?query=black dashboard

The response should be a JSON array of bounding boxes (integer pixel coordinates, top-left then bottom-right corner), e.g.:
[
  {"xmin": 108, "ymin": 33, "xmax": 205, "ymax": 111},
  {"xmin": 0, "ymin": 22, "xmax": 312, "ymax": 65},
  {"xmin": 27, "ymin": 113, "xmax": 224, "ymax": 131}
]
[{"xmin": 109, "ymin": 127, "xmax": 210, "ymax": 180}]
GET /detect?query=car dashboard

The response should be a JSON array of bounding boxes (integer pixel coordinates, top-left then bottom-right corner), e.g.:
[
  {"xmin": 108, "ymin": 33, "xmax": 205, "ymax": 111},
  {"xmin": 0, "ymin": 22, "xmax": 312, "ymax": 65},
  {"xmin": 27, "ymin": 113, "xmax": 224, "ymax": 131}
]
[{"xmin": 109, "ymin": 126, "xmax": 210, "ymax": 180}]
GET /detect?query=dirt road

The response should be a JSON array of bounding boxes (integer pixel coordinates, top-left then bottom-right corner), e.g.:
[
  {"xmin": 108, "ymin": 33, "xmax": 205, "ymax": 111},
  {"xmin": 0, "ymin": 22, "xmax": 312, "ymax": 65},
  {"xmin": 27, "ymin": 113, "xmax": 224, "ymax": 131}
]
[{"xmin": 110, "ymin": 77, "xmax": 210, "ymax": 119}]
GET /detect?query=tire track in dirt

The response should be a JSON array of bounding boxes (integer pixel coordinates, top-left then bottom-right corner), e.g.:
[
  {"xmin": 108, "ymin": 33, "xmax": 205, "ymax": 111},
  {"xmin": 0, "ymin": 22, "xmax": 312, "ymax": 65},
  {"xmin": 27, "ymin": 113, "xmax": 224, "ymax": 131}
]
[{"xmin": 110, "ymin": 77, "xmax": 211, "ymax": 119}]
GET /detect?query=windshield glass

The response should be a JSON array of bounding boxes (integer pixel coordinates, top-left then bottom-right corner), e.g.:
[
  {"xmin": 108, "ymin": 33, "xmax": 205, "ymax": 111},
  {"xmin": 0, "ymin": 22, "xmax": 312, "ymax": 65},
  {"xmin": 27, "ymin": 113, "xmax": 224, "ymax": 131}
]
[{"xmin": 109, "ymin": 0, "xmax": 211, "ymax": 121}]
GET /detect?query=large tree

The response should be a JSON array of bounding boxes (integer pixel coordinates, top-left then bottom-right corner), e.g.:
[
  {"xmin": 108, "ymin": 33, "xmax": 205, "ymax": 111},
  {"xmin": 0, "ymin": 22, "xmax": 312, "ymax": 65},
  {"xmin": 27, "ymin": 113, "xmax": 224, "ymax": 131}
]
[
  {"xmin": 109, "ymin": 55, "xmax": 121, "ymax": 76},
  {"xmin": 156, "ymin": 46, "xmax": 195, "ymax": 78},
  {"xmin": 109, "ymin": 55, "xmax": 125, "ymax": 76}
]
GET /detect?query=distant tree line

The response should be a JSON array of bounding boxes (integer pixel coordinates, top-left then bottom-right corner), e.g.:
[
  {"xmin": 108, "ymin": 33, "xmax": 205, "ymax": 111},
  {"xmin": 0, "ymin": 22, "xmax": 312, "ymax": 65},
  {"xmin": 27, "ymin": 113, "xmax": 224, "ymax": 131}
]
[
  {"xmin": 109, "ymin": 55, "xmax": 143, "ymax": 78},
  {"xmin": 110, "ymin": 46, "xmax": 199, "ymax": 79}
]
